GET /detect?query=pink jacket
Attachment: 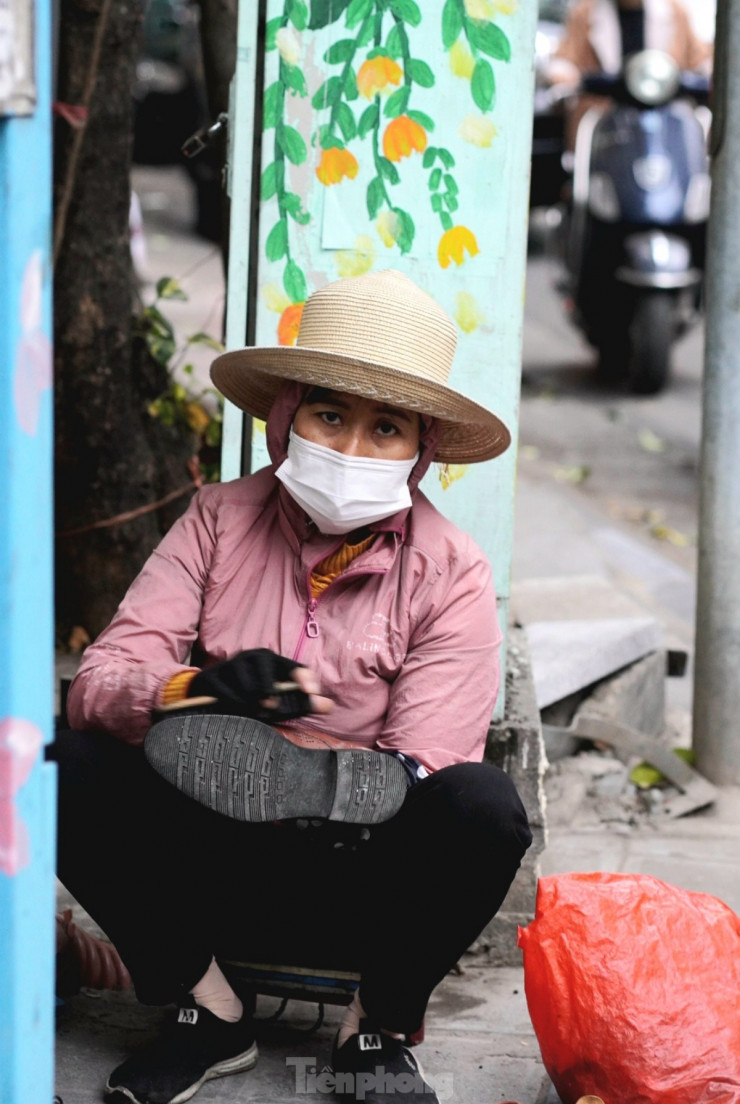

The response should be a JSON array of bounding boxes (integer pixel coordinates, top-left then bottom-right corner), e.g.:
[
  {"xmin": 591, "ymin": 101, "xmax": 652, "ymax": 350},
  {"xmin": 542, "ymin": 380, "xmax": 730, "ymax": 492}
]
[{"xmin": 67, "ymin": 383, "xmax": 502, "ymax": 772}]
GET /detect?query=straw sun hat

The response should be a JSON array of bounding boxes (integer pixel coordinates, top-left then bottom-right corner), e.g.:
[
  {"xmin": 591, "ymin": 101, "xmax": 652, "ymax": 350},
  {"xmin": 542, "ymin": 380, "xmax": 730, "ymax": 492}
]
[{"xmin": 210, "ymin": 269, "xmax": 510, "ymax": 464}]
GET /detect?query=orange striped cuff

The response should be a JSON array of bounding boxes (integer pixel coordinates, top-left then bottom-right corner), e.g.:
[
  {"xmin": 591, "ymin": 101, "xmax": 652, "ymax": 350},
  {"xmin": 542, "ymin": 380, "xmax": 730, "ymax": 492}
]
[{"xmin": 160, "ymin": 670, "xmax": 198, "ymax": 706}]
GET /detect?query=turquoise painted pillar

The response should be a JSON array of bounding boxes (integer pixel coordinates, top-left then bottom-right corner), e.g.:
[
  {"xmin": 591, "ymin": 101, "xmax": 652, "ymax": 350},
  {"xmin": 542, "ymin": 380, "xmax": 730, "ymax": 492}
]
[
  {"xmin": 223, "ymin": 0, "xmax": 537, "ymax": 716},
  {"xmin": 0, "ymin": 0, "xmax": 56, "ymax": 1100}
]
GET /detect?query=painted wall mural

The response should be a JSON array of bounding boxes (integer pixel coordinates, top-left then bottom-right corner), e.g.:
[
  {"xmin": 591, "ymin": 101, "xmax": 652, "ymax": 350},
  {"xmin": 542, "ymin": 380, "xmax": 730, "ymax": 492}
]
[
  {"xmin": 259, "ymin": 0, "xmax": 514, "ymax": 357},
  {"xmin": 0, "ymin": 718, "xmax": 43, "ymax": 877},
  {"xmin": 247, "ymin": 0, "xmax": 537, "ymax": 629}
]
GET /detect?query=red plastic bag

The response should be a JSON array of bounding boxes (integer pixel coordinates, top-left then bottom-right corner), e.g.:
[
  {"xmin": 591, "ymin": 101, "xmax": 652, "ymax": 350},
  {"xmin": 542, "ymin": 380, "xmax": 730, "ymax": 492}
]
[{"xmin": 518, "ymin": 872, "xmax": 740, "ymax": 1104}]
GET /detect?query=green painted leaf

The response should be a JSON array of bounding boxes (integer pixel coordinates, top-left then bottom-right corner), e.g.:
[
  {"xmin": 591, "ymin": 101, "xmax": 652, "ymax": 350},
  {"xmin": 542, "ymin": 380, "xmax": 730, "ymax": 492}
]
[
  {"xmin": 346, "ymin": 0, "xmax": 372, "ymax": 28},
  {"xmin": 366, "ymin": 176, "xmax": 385, "ymax": 219},
  {"xmin": 366, "ymin": 46, "xmax": 390, "ymax": 60},
  {"xmin": 407, "ymin": 109, "xmax": 434, "ymax": 131},
  {"xmin": 309, "ymin": 0, "xmax": 350, "ymax": 30},
  {"xmin": 468, "ymin": 20, "xmax": 511, "ymax": 61},
  {"xmin": 265, "ymin": 16, "xmax": 283, "ymax": 50},
  {"xmin": 383, "ymin": 85, "xmax": 411, "ymax": 118},
  {"xmin": 358, "ymin": 102, "xmax": 379, "ymax": 138},
  {"xmin": 283, "ymin": 260, "xmax": 308, "ymax": 303},
  {"xmin": 443, "ymin": 194, "xmax": 459, "ymax": 212},
  {"xmin": 282, "ymin": 64, "xmax": 308, "ymax": 96},
  {"xmin": 312, "ymin": 75, "xmax": 342, "ymax": 109},
  {"xmin": 429, "ymin": 167, "xmax": 442, "ymax": 190},
  {"xmin": 156, "ymin": 276, "xmax": 187, "ymax": 301},
  {"xmin": 344, "ymin": 66, "xmax": 358, "ymax": 100},
  {"xmin": 324, "ymin": 38, "xmax": 356, "ymax": 64},
  {"xmin": 266, "ymin": 219, "xmax": 289, "ymax": 261},
  {"xmin": 442, "ymin": 0, "xmax": 462, "ymax": 47},
  {"xmin": 422, "ymin": 146, "xmax": 437, "ymax": 168},
  {"xmin": 440, "ymin": 210, "xmax": 453, "ymax": 231},
  {"xmin": 393, "ymin": 207, "xmax": 415, "ymax": 254},
  {"xmin": 336, "ymin": 101, "xmax": 357, "ymax": 142},
  {"xmin": 386, "ymin": 25, "xmax": 403, "ymax": 58},
  {"xmin": 430, "ymin": 192, "xmax": 443, "ymax": 213},
  {"xmin": 357, "ymin": 12, "xmax": 378, "ymax": 45},
  {"xmin": 278, "ymin": 124, "xmax": 308, "ymax": 164},
  {"xmin": 320, "ymin": 129, "xmax": 345, "ymax": 149},
  {"xmin": 378, "ymin": 156, "xmax": 400, "ymax": 185},
  {"xmin": 471, "ymin": 58, "xmax": 495, "ymax": 111},
  {"xmin": 288, "ymin": 0, "xmax": 309, "ymax": 29},
  {"xmin": 389, "ymin": 0, "xmax": 421, "ymax": 27},
  {"xmin": 263, "ymin": 81, "xmax": 282, "ymax": 129},
  {"xmin": 444, "ymin": 173, "xmax": 458, "ymax": 196},
  {"xmin": 261, "ymin": 162, "xmax": 278, "ymax": 201},
  {"xmin": 437, "ymin": 146, "xmax": 456, "ymax": 169},
  {"xmin": 406, "ymin": 58, "xmax": 435, "ymax": 88},
  {"xmin": 282, "ymin": 191, "xmax": 305, "ymax": 218}
]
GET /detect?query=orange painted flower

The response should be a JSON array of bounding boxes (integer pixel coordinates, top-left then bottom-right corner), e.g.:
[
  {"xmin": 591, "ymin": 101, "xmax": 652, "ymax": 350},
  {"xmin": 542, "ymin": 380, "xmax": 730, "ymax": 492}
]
[
  {"xmin": 383, "ymin": 116, "xmax": 428, "ymax": 162},
  {"xmin": 316, "ymin": 147, "xmax": 359, "ymax": 186},
  {"xmin": 357, "ymin": 56, "xmax": 403, "ymax": 99},
  {"xmin": 437, "ymin": 225, "xmax": 480, "ymax": 268},
  {"xmin": 278, "ymin": 302, "xmax": 304, "ymax": 346}
]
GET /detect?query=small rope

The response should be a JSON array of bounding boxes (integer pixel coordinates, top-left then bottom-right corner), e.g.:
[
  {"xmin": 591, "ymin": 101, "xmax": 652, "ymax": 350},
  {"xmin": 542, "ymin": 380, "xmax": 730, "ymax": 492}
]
[{"xmin": 56, "ymin": 479, "xmax": 199, "ymax": 538}]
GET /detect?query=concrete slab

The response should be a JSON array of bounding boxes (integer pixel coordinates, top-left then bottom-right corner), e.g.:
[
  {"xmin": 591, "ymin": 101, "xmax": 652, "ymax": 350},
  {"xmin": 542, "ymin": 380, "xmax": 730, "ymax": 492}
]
[
  {"xmin": 511, "ymin": 574, "xmax": 650, "ymax": 626},
  {"xmin": 525, "ymin": 617, "xmax": 662, "ymax": 708}
]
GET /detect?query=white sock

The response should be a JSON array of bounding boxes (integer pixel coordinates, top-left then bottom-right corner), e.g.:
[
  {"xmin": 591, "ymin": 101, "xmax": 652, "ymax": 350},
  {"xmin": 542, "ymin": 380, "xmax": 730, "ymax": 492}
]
[{"xmin": 189, "ymin": 957, "xmax": 243, "ymax": 1023}]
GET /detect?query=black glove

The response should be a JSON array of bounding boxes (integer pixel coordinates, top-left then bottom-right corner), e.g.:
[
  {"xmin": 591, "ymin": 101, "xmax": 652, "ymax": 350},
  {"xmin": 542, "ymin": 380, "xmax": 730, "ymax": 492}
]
[{"xmin": 188, "ymin": 648, "xmax": 313, "ymax": 722}]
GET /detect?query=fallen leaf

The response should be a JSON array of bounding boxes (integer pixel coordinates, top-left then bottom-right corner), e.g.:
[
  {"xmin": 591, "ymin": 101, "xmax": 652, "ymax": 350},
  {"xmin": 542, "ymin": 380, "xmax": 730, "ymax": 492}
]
[
  {"xmin": 639, "ymin": 428, "xmax": 666, "ymax": 453},
  {"xmin": 553, "ymin": 464, "xmax": 591, "ymax": 485},
  {"xmin": 650, "ymin": 523, "xmax": 689, "ymax": 546}
]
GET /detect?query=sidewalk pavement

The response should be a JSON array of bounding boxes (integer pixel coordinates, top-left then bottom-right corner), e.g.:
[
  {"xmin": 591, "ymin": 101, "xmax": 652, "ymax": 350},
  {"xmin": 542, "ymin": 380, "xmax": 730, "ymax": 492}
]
[{"xmin": 53, "ymin": 166, "xmax": 740, "ymax": 1104}]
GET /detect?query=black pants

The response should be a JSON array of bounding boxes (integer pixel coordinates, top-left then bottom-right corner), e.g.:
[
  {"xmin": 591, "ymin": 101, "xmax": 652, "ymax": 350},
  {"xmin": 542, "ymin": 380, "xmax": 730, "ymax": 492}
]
[{"xmin": 49, "ymin": 729, "xmax": 532, "ymax": 1035}]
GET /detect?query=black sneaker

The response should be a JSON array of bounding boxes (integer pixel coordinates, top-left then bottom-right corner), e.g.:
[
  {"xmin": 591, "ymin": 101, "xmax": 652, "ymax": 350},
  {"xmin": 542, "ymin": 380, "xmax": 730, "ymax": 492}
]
[
  {"xmin": 144, "ymin": 714, "xmax": 407, "ymax": 825},
  {"xmin": 331, "ymin": 1021, "xmax": 439, "ymax": 1102},
  {"xmin": 104, "ymin": 1003, "xmax": 258, "ymax": 1104}
]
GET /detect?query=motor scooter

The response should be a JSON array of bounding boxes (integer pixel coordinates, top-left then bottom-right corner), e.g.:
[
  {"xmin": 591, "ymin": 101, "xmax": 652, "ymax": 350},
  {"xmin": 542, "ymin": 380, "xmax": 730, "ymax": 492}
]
[{"xmin": 558, "ymin": 49, "xmax": 711, "ymax": 394}]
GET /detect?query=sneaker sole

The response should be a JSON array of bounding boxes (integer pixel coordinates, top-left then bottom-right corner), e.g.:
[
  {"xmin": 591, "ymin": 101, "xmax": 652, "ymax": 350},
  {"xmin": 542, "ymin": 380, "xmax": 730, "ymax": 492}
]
[
  {"xmin": 144, "ymin": 714, "xmax": 408, "ymax": 825},
  {"xmin": 105, "ymin": 1041, "xmax": 258, "ymax": 1104}
]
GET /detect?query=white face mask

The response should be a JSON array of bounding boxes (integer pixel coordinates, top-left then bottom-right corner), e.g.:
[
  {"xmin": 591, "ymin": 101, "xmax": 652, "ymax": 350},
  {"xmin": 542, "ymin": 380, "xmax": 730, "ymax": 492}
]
[{"xmin": 275, "ymin": 429, "xmax": 419, "ymax": 535}]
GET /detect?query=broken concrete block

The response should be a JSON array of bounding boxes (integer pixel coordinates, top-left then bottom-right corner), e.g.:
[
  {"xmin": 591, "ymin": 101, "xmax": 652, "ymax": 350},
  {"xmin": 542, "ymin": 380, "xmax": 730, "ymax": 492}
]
[
  {"xmin": 525, "ymin": 617, "xmax": 662, "ymax": 709},
  {"xmin": 483, "ymin": 628, "xmax": 547, "ymax": 965}
]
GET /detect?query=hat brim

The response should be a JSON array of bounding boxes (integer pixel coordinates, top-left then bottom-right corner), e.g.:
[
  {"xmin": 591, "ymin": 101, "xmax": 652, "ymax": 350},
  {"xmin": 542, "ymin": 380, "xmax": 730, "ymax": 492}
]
[{"xmin": 211, "ymin": 346, "xmax": 511, "ymax": 464}]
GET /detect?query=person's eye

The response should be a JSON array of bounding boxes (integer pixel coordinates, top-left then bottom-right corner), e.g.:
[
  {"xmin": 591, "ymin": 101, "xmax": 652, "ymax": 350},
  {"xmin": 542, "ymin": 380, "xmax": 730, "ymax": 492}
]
[
  {"xmin": 319, "ymin": 410, "xmax": 342, "ymax": 426},
  {"xmin": 376, "ymin": 420, "xmax": 400, "ymax": 437}
]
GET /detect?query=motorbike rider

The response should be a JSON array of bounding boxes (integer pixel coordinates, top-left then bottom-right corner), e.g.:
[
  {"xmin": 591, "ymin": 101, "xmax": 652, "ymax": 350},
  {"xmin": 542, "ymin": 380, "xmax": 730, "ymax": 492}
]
[
  {"xmin": 545, "ymin": 0, "xmax": 711, "ymax": 146},
  {"xmin": 548, "ymin": 0, "xmax": 711, "ymax": 88}
]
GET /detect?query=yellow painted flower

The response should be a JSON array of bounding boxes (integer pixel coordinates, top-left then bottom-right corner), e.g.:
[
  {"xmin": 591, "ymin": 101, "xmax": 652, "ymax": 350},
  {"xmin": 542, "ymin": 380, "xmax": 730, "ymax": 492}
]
[
  {"xmin": 278, "ymin": 302, "xmax": 304, "ymax": 346},
  {"xmin": 454, "ymin": 291, "xmax": 486, "ymax": 333},
  {"xmin": 438, "ymin": 225, "xmax": 480, "ymax": 268},
  {"xmin": 383, "ymin": 116, "xmax": 427, "ymax": 162},
  {"xmin": 464, "ymin": 0, "xmax": 497, "ymax": 16},
  {"xmin": 316, "ymin": 147, "xmax": 359, "ymax": 185},
  {"xmin": 357, "ymin": 56, "xmax": 403, "ymax": 99},
  {"xmin": 335, "ymin": 235, "xmax": 376, "ymax": 278},
  {"xmin": 449, "ymin": 39, "xmax": 475, "ymax": 79},
  {"xmin": 263, "ymin": 283, "xmax": 291, "ymax": 313},
  {"xmin": 494, "ymin": 0, "xmax": 517, "ymax": 13},
  {"xmin": 376, "ymin": 210, "xmax": 401, "ymax": 248},
  {"xmin": 459, "ymin": 114, "xmax": 498, "ymax": 147},
  {"xmin": 438, "ymin": 464, "xmax": 469, "ymax": 490},
  {"xmin": 276, "ymin": 26, "xmax": 301, "ymax": 67}
]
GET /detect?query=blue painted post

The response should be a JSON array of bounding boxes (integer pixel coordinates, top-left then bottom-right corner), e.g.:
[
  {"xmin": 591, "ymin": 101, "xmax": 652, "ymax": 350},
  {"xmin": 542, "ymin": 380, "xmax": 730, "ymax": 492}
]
[{"xmin": 0, "ymin": 0, "xmax": 56, "ymax": 1100}]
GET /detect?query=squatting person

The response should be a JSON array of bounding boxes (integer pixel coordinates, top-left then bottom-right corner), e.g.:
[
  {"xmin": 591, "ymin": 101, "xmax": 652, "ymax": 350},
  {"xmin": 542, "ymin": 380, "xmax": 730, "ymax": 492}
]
[{"xmin": 50, "ymin": 269, "xmax": 533, "ymax": 1104}]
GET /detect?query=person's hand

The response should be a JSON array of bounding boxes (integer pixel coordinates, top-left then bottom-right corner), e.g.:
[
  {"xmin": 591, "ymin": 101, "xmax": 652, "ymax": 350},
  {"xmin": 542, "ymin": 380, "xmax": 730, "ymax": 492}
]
[{"xmin": 188, "ymin": 649, "xmax": 333, "ymax": 721}]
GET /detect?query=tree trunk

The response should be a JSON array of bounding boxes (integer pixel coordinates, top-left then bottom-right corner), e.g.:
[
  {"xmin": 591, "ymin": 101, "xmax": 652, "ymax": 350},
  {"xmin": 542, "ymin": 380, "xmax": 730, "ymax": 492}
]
[{"xmin": 54, "ymin": 0, "xmax": 196, "ymax": 642}]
